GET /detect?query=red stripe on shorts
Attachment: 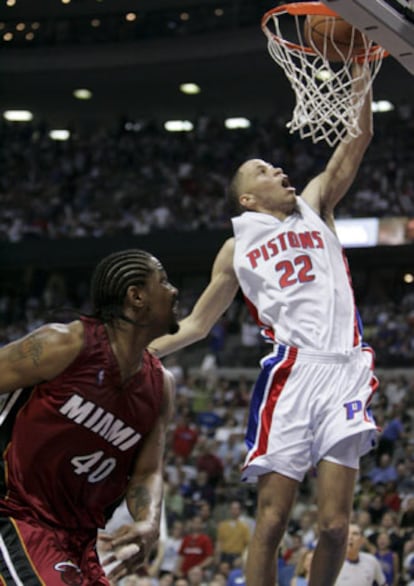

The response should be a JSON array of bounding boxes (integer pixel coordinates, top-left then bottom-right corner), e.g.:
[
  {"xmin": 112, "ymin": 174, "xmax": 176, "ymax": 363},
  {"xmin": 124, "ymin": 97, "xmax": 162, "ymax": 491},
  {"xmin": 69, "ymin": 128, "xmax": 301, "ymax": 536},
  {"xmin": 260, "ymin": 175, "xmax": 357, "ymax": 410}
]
[{"xmin": 247, "ymin": 346, "xmax": 297, "ymax": 465}]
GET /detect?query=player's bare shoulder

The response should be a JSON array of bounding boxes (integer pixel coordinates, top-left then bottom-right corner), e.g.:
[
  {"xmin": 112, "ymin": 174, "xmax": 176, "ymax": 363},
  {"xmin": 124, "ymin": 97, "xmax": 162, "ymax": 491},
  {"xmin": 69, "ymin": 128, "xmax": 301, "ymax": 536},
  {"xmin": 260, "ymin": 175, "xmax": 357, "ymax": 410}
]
[
  {"xmin": 0, "ymin": 320, "xmax": 86, "ymax": 393},
  {"xmin": 6, "ymin": 321, "xmax": 82, "ymax": 363},
  {"xmin": 38, "ymin": 320, "xmax": 85, "ymax": 353}
]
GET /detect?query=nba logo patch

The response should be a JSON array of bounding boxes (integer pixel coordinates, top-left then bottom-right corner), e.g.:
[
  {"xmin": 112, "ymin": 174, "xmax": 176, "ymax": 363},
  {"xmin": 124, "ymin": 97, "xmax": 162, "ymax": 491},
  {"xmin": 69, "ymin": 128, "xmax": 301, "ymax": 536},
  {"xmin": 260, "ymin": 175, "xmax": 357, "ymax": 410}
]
[{"xmin": 97, "ymin": 369, "xmax": 105, "ymax": 385}]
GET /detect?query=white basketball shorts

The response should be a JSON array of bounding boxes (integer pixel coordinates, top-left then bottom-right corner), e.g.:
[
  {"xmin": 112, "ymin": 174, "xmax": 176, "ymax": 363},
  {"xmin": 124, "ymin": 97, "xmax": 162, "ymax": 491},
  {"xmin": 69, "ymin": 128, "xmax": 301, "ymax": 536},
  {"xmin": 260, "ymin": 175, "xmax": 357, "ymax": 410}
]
[{"xmin": 241, "ymin": 343, "xmax": 379, "ymax": 483}]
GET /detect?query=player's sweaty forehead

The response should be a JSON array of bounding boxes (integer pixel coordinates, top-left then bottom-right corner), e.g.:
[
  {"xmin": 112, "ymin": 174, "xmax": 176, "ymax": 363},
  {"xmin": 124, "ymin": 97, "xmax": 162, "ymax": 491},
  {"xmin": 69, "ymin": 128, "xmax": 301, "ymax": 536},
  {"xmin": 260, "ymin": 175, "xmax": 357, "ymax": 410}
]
[
  {"xmin": 238, "ymin": 158, "xmax": 274, "ymax": 189},
  {"xmin": 240, "ymin": 158, "xmax": 272, "ymax": 175}
]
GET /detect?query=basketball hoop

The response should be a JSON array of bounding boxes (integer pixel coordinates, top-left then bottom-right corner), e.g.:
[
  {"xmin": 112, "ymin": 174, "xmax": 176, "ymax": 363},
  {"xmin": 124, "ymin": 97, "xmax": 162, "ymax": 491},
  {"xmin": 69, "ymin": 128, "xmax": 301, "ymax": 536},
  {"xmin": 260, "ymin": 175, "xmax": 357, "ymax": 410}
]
[{"xmin": 261, "ymin": 2, "xmax": 388, "ymax": 147}]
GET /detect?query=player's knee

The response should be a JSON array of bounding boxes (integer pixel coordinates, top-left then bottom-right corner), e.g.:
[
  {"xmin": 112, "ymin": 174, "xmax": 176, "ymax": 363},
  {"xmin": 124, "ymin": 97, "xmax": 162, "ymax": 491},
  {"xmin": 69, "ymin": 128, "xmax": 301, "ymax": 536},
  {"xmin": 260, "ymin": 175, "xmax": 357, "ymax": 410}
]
[
  {"xmin": 318, "ymin": 516, "xmax": 349, "ymax": 546},
  {"xmin": 255, "ymin": 503, "xmax": 289, "ymax": 543}
]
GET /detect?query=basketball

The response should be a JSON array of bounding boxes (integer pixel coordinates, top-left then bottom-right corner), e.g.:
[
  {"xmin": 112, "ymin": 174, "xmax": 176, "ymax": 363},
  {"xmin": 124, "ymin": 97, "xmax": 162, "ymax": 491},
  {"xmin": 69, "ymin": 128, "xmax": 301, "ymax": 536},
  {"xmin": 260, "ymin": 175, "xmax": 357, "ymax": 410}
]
[{"xmin": 304, "ymin": 16, "xmax": 366, "ymax": 62}]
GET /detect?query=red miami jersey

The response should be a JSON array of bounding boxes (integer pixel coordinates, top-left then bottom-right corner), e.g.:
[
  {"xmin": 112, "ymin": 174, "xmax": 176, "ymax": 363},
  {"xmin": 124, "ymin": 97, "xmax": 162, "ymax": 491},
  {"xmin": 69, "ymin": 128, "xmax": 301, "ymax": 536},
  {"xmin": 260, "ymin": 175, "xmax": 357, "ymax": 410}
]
[
  {"xmin": 0, "ymin": 316, "xmax": 164, "ymax": 530},
  {"xmin": 232, "ymin": 198, "xmax": 361, "ymax": 353}
]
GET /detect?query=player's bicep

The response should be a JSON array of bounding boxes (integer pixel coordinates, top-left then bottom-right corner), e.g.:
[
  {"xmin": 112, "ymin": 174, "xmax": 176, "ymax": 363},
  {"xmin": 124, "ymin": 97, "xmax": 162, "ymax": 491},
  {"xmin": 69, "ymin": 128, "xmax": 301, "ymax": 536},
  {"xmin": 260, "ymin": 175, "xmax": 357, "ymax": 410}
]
[
  {"xmin": 0, "ymin": 322, "xmax": 83, "ymax": 394},
  {"xmin": 191, "ymin": 238, "xmax": 239, "ymax": 327}
]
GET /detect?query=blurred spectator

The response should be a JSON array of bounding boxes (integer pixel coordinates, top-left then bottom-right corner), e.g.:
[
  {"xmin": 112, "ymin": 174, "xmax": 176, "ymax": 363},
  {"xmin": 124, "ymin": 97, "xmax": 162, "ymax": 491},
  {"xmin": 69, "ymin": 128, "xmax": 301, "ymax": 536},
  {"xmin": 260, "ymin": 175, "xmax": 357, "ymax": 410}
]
[
  {"xmin": 400, "ymin": 495, "xmax": 414, "ymax": 534},
  {"xmin": 195, "ymin": 440, "xmax": 224, "ymax": 487},
  {"xmin": 368, "ymin": 453, "xmax": 398, "ymax": 486},
  {"xmin": 186, "ymin": 565, "xmax": 209, "ymax": 586},
  {"xmin": 176, "ymin": 515, "xmax": 214, "ymax": 578},
  {"xmin": 184, "ymin": 470, "xmax": 216, "ymax": 514},
  {"xmin": 290, "ymin": 548, "xmax": 314, "ymax": 586},
  {"xmin": 159, "ymin": 520, "xmax": 184, "ymax": 580},
  {"xmin": 297, "ymin": 511, "xmax": 318, "ymax": 550},
  {"xmin": 368, "ymin": 493, "xmax": 389, "ymax": 526},
  {"xmin": 374, "ymin": 530, "xmax": 400, "ymax": 586},
  {"xmin": 282, "ymin": 532, "xmax": 305, "ymax": 567},
  {"xmin": 215, "ymin": 501, "xmax": 251, "ymax": 566},
  {"xmin": 197, "ymin": 500, "xmax": 218, "ymax": 543},
  {"xmin": 226, "ymin": 555, "xmax": 246, "ymax": 586},
  {"xmin": 172, "ymin": 414, "xmax": 199, "ymax": 460}
]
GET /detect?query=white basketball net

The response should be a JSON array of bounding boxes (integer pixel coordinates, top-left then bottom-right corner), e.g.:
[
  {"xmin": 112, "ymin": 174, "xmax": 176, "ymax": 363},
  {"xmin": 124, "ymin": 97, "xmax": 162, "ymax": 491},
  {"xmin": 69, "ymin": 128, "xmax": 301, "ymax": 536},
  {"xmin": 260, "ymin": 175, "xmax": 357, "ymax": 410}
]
[{"xmin": 262, "ymin": 5, "xmax": 387, "ymax": 147}]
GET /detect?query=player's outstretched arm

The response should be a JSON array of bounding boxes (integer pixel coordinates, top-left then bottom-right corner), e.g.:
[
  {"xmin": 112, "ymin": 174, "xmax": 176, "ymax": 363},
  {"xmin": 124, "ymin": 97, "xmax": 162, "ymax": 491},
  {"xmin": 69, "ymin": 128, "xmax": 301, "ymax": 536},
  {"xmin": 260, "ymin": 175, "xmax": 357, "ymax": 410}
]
[
  {"xmin": 302, "ymin": 62, "xmax": 373, "ymax": 225},
  {"xmin": 0, "ymin": 321, "xmax": 84, "ymax": 394},
  {"xmin": 149, "ymin": 238, "xmax": 239, "ymax": 358}
]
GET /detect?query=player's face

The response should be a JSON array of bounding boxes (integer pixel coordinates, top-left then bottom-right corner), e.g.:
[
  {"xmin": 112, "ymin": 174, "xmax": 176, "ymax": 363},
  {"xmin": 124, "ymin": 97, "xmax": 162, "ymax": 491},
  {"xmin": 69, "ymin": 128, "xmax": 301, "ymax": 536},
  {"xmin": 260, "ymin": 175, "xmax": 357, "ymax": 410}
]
[
  {"xmin": 346, "ymin": 525, "xmax": 363, "ymax": 557},
  {"xmin": 146, "ymin": 258, "xmax": 179, "ymax": 336},
  {"xmin": 238, "ymin": 158, "xmax": 296, "ymax": 213}
]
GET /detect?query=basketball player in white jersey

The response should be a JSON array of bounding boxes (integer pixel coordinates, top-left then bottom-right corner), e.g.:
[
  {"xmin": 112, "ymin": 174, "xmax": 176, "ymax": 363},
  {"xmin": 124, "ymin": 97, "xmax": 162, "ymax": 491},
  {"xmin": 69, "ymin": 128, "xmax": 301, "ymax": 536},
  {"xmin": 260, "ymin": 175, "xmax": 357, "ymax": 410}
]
[{"xmin": 150, "ymin": 65, "xmax": 378, "ymax": 586}]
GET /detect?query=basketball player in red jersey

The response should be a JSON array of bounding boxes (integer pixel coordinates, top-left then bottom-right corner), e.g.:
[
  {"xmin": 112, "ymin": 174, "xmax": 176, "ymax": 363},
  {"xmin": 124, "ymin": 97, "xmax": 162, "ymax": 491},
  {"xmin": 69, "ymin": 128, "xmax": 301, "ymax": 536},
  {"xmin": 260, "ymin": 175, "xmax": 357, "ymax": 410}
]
[
  {"xmin": 0, "ymin": 249, "xmax": 179, "ymax": 585},
  {"xmin": 150, "ymin": 66, "xmax": 377, "ymax": 586}
]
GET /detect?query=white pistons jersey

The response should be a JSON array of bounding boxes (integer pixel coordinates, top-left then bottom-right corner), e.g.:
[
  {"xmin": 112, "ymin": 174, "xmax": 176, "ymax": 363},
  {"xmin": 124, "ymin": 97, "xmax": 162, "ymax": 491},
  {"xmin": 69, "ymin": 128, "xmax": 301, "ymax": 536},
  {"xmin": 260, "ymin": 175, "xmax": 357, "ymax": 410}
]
[{"xmin": 232, "ymin": 198, "xmax": 361, "ymax": 353}]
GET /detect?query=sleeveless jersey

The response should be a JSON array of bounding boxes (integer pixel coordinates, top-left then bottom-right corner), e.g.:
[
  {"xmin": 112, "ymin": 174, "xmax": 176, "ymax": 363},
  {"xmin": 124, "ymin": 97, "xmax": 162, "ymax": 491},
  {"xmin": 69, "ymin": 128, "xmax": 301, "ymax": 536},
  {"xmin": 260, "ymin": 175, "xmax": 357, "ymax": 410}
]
[
  {"xmin": 232, "ymin": 198, "xmax": 360, "ymax": 353},
  {"xmin": 0, "ymin": 316, "xmax": 164, "ymax": 530}
]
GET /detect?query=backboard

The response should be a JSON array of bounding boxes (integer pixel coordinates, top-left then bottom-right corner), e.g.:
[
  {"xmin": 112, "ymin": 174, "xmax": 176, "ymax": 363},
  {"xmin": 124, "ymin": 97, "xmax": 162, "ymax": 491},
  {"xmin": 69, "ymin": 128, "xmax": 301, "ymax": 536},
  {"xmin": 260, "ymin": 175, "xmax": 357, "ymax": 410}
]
[{"xmin": 322, "ymin": 0, "xmax": 414, "ymax": 74}]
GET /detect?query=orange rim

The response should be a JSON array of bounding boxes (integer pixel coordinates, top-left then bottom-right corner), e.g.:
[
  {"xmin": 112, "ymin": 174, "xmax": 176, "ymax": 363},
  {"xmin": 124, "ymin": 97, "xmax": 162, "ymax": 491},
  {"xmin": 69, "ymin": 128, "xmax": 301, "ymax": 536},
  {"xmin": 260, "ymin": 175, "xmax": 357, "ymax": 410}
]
[{"xmin": 261, "ymin": 1, "xmax": 389, "ymax": 61}]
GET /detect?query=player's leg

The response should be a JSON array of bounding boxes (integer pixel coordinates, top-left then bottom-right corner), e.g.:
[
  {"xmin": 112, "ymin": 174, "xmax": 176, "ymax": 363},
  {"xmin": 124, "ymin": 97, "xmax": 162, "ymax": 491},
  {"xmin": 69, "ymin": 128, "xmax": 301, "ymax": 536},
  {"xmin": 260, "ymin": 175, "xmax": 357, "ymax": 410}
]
[
  {"xmin": 0, "ymin": 517, "xmax": 110, "ymax": 585},
  {"xmin": 308, "ymin": 441, "xmax": 359, "ymax": 586},
  {"xmin": 245, "ymin": 471, "xmax": 299, "ymax": 586},
  {"xmin": 0, "ymin": 518, "xmax": 43, "ymax": 585}
]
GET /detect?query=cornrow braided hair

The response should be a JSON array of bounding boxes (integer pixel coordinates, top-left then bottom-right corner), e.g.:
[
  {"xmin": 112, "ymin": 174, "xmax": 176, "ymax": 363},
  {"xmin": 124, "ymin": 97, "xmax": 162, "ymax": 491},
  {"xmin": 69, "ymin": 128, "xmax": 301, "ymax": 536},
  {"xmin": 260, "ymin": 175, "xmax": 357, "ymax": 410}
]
[{"xmin": 90, "ymin": 249, "xmax": 155, "ymax": 324}]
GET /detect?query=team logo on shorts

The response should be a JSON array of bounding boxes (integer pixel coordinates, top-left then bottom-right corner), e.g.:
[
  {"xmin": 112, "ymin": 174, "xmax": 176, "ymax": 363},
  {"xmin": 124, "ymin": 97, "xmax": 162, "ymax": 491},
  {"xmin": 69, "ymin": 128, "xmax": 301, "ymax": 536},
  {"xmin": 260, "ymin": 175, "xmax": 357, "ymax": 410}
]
[
  {"xmin": 343, "ymin": 400, "xmax": 363, "ymax": 420},
  {"xmin": 54, "ymin": 560, "xmax": 83, "ymax": 585}
]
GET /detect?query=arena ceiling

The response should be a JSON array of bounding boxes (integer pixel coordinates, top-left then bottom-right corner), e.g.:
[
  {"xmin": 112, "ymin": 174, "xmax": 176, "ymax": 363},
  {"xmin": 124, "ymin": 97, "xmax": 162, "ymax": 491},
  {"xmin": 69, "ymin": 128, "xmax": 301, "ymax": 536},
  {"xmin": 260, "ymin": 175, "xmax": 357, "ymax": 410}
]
[{"xmin": 0, "ymin": 0, "xmax": 413, "ymax": 130}]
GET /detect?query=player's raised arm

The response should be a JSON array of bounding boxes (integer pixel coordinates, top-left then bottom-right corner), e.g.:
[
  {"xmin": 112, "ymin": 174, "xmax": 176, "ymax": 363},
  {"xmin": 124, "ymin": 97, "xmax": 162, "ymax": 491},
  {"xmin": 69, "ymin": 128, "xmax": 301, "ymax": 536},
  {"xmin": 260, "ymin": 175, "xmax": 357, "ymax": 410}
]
[
  {"xmin": 302, "ymin": 62, "xmax": 373, "ymax": 225},
  {"xmin": 0, "ymin": 321, "xmax": 84, "ymax": 394},
  {"xmin": 149, "ymin": 238, "xmax": 239, "ymax": 358}
]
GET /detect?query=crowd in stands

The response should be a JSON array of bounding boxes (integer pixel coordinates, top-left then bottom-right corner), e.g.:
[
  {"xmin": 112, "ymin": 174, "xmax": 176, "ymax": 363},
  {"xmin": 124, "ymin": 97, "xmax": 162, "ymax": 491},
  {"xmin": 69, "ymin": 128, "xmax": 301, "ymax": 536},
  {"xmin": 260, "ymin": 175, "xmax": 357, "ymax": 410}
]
[{"xmin": 1, "ymin": 101, "xmax": 414, "ymax": 242}]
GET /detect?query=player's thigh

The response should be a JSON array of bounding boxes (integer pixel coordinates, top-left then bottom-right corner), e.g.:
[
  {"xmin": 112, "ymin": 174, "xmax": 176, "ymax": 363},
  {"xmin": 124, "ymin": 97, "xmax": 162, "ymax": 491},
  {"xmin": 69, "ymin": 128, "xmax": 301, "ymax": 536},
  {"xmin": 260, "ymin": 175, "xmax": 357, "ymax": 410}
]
[
  {"xmin": 0, "ymin": 517, "xmax": 109, "ymax": 586},
  {"xmin": 316, "ymin": 458, "xmax": 357, "ymax": 522}
]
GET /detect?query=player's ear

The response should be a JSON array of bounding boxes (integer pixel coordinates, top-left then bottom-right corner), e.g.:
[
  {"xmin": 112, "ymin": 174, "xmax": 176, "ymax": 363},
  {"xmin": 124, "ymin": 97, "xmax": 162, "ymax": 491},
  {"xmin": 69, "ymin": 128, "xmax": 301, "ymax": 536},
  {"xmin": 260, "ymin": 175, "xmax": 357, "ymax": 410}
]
[
  {"xmin": 126, "ymin": 285, "xmax": 145, "ymax": 308},
  {"xmin": 239, "ymin": 192, "xmax": 256, "ymax": 209}
]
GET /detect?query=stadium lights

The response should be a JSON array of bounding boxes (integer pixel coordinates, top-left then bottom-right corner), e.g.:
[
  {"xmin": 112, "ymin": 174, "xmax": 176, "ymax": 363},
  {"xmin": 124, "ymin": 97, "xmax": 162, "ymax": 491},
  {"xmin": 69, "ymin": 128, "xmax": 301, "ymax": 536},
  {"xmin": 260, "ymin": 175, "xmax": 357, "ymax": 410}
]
[
  {"xmin": 49, "ymin": 129, "xmax": 70, "ymax": 141},
  {"xmin": 164, "ymin": 120, "xmax": 194, "ymax": 132},
  {"xmin": 179, "ymin": 83, "xmax": 201, "ymax": 95},
  {"xmin": 73, "ymin": 88, "xmax": 93, "ymax": 100},
  {"xmin": 372, "ymin": 100, "xmax": 394, "ymax": 113},
  {"xmin": 225, "ymin": 117, "xmax": 251, "ymax": 129},
  {"xmin": 3, "ymin": 110, "xmax": 33, "ymax": 121}
]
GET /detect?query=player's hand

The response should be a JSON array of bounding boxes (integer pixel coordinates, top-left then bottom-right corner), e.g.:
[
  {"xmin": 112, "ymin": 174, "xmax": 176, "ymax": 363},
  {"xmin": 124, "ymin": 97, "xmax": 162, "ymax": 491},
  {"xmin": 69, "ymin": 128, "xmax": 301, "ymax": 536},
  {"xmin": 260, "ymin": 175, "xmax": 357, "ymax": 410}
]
[{"xmin": 99, "ymin": 521, "xmax": 158, "ymax": 582}]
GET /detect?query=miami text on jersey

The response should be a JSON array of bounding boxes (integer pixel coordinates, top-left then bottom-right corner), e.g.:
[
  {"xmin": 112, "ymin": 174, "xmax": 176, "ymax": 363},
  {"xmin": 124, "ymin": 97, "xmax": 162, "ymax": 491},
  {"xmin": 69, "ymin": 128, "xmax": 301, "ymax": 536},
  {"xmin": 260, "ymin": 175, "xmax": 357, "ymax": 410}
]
[{"xmin": 60, "ymin": 393, "xmax": 142, "ymax": 451}]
